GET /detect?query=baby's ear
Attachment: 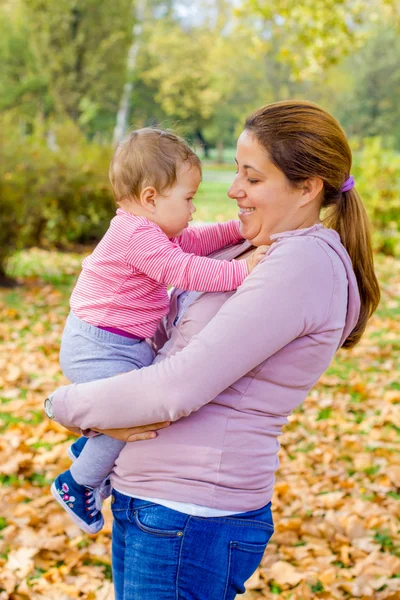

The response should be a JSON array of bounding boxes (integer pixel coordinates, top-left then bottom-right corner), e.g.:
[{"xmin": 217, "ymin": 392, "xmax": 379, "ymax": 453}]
[{"xmin": 140, "ymin": 186, "xmax": 157, "ymax": 212}]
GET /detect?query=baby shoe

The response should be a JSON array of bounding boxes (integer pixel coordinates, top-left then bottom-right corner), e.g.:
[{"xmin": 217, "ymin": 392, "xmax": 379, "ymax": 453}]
[
  {"xmin": 67, "ymin": 436, "xmax": 89, "ymax": 461},
  {"xmin": 51, "ymin": 469, "xmax": 104, "ymax": 534},
  {"xmin": 98, "ymin": 477, "xmax": 112, "ymax": 501}
]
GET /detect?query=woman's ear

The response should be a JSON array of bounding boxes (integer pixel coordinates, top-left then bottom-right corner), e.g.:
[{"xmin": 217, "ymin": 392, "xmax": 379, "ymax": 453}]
[
  {"xmin": 300, "ymin": 177, "xmax": 324, "ymax": 207},
  {"xmin": 139, "ymin": 186, "xmax": 158, "ymax": 213}
]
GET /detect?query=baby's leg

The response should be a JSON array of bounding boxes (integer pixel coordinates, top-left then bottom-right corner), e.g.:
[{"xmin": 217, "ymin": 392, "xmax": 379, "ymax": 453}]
[
  {"xmin": 54, "ymin": 315, "xmax": 154, "ymax": 532},
  {"xmin": 70, "ymin": 434, "xmax": 124, "ymax": 488},
  {"xmin": 60, "ymin": 312, "xmax": 155, "ymax": 485},
  {"xmin": 60, "ymin": 312, "xmax": 155, "ymax": 384}
]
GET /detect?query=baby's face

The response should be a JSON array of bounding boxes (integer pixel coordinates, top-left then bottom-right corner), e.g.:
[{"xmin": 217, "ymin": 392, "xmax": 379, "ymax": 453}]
[{"xmin": 155, "ymin": 162, "xmax": 202, "ymax": 238}]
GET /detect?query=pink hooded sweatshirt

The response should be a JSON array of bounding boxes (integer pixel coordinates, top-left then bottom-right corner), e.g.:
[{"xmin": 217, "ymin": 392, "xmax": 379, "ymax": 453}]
[{"xmin": 52, "ymin": 224, "xmax": 360, "ymax": 512}]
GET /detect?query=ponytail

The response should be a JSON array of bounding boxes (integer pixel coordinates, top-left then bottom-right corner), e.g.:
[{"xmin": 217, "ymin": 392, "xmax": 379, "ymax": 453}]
[{"xmin": 324, "ymin": 189, "xmax": 380, "ymax": 348}]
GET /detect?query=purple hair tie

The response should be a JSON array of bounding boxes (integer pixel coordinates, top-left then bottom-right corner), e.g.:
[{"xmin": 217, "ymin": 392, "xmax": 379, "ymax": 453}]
[{"xmin": 341, "ymin": 175, "xmax": 355, "ymax": 193}]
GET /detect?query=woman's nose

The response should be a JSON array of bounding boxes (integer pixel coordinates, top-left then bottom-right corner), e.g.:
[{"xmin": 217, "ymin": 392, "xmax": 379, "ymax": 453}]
[
  {"xmin": 228, "ymin": 179, "xmax": 244, "ymax": 199},
  {"xmin": 190, "ymin": 203, "xmax": 196, "ymax": 214}
]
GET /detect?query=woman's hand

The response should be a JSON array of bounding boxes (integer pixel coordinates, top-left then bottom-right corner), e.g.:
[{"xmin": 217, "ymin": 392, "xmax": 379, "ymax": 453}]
[
  {"xmin": 91, "ymin": 421, "xmax": 171, "ymax": 442},
  {"xmin": 246, "ymin": 245, "xmax": 270, "ymax": 272}
]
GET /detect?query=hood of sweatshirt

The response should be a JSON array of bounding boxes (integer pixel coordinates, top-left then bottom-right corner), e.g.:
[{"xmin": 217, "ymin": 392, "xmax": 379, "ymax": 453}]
[{"xmin": 271, "ymin": 223, "xmax": 361, "ymax": 347}]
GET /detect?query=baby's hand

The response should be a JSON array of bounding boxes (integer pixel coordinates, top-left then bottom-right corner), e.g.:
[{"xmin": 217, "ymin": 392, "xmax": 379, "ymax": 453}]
[{"xmin": 246, "ymin": 245, "xmax": 270, "ymax": 273}]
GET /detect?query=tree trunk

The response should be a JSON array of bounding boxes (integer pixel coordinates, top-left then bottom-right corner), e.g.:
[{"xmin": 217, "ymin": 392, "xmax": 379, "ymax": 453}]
[
  {"xmin": 195, "ymin": 129, "xmax": 210, "ymax": 159},
  {"xmin": 46, "ymin": 129, "xmax": 58, "ymax": 151},
  {"xmin": 113, "ymin": 0, "xmax": 146, "ymax": 145},
  {"xmin": 216, "ymin": 139, "xmax": 224, "ymax": 164},
  {"xmin": 0, "ymin": 260, "xmax": 19, "ymax": 288}
]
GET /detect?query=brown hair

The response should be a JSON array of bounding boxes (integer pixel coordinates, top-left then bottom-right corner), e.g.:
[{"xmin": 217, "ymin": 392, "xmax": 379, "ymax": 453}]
[
  {"xmin": 109, "ymin": 128, "xmax": 201, "ymax": 202},
  {"xmin": 245, "ymin": 100, "xmax": 380, "ymax": 348}
]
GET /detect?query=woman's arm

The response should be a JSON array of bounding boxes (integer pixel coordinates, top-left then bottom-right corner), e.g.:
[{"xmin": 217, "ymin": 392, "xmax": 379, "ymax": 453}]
[{"xmin": 52, "ymin": 237, "xmax": 335, "ymax": 431}]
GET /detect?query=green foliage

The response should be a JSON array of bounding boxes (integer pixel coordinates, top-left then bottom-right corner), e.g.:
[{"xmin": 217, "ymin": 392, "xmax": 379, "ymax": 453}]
[
  {"xmin": 236, "ymin": 0, "xmax": 368, "ymax": 79},
  {"xmin": 336, "ymin": 27, "xmax": 400, "ymax": 145},
  {"xmin": 0, "ymin": 117, "xmax": 114, "ymax": 274},
  {"xmin": 310, "ymin": 580, "xmax": 325, "ymax": 593},
  {"xmin": 0, "ymin": 0, "xmax": 400, "ymax": 275},
  {"xmin": 352, "ymin": 137, "xmax": 400, "ymax": 256},
  {"xmin": 2, "ymin": 0, "xmax": 134, "ymax": 134},
  {"xmin": 0, "ymin": 115, "xmax": 28, "ymax": 275},
  {"xmin": 374, "ymin": 529, "xmax": 394, "ymax": 549},
  {"xmin": 1, "ymin": 125, "xmax": 400, "ymax": 283},
  {"xmin": 137, "ymin": 21, "xmax": 220, "ymax": 135},
  {"xmin": 0, "ymin": 5, "xmax": 47, "ymax": 118},
  {"xmin": 203, "ymin": 29, "xmax": 272, "ymax": 148}
]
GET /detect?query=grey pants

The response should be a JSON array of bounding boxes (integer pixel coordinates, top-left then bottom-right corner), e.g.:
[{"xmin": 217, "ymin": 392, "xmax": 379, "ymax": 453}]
[{"xmin": 59, "ymin": 311, "xmax": 154, "ymax": 487}]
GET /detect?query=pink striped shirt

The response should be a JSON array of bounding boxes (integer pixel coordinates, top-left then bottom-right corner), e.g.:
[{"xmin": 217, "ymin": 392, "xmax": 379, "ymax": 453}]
[{"xmin": 70, "ymin": 209, "xmax": 247, "ymax": 337}]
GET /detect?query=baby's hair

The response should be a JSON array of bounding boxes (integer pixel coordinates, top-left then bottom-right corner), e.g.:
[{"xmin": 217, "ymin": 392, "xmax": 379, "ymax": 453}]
[{"xmin": 109, "ymin": 128, "xmax": 201, "ymax": 203}]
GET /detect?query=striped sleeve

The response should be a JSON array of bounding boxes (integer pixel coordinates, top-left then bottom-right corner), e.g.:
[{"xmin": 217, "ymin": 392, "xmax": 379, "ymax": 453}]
[
  {"xmin": 126, "ymin": 223, "xmax": 249, "ymax": 292},
  {"xmin": 174, "ymin": 221, "xmax": 243, "ymax": 256}
]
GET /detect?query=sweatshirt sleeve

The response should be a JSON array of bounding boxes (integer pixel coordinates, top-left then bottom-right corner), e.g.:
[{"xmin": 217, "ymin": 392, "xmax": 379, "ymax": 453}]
[
  {"xmin": 52, "ymin": 237, "xmax": 336, "ymax": 431},
  {"xmin": 126, "ymin": 222, "xmax": 248, "ymax": 292},
  {"xmin": 174, "ymin": 221, "xmax": 243, "ymax": 255}
]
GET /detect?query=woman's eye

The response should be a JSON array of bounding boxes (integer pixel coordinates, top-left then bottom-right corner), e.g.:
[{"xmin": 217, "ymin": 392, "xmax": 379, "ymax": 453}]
[{"xmin": 248, "ymin": 178, "xmax": 259, "ymax": 184}]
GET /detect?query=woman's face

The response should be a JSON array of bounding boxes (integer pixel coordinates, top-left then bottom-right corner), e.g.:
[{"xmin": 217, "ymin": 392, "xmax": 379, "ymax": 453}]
[{"xmin": 228, "ymin": 130, "xmax": 318, "ymax": 246}]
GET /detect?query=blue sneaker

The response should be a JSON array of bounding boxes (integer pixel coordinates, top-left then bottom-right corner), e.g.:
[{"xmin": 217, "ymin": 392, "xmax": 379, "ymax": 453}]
[
  {"xmin": 67, "ymin": 437, "xmax": 112, "ymax": 501},
  {"xmin": 51, "ymin": 469, "xmax": 104, "ymax": 534},
  {"xmin": 67, "ymin": 436, "xmax": 89, "ymax": 461}
]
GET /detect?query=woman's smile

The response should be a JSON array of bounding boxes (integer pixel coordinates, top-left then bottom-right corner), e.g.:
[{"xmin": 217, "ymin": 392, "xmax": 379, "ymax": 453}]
[
  {"xmin": 238, "ymin": 206, "xmax": 256, "ymax": 217},
  {"xmin": 228, "ymin": 130, "xmax": 322, "ymax": 245}
]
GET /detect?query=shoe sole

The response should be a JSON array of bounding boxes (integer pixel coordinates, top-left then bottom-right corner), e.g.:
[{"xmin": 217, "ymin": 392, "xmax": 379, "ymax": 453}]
[
  {"xmin": 51, "ymin": 482, "xmax": 104, "ymax": 535},
  {"xmin": 67, "ymin": 447, "xmax": 77, "ymax": 462}
]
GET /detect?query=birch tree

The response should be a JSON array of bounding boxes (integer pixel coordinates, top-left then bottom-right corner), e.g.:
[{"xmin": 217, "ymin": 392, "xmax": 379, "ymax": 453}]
[
  {"xmin": 113, "ymin": 0, "xmax": 146, "ymax": 144},
  {"xmin": 20, "ymin": 0, "xmax": 133, "ymax": 133}
]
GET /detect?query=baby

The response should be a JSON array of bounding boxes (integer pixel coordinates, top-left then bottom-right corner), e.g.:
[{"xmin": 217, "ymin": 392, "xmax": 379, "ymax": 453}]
[{"xmin": 51, "ymin": 128, "xmax": 266, "ymax": 533}]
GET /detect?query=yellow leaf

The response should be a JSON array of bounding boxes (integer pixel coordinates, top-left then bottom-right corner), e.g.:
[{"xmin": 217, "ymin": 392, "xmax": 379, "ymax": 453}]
[{"xmin": 268, "ymin": 560, "xmax": 304, "ymax": 586}]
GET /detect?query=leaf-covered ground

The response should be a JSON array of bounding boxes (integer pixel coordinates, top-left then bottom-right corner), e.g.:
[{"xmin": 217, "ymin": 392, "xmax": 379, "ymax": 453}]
[{"xmin": 0, "ymin": 249, "xmax": 399, "ymax": 600}]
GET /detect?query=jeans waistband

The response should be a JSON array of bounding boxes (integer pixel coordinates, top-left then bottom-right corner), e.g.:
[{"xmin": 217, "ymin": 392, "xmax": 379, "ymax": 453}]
[{"xmin": 111, "ymin": 489, "xmax": 273, "ymax": 525}]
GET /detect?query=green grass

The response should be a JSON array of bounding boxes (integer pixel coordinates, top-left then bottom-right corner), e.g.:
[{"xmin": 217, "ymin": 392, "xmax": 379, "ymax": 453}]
[
  {"xmin": 7, "ymin": 248, "xmax": 82, "ymax": 291},
  {"xmin": 193, "ymin": 167, "xmax": 237, "ymax": 223}
]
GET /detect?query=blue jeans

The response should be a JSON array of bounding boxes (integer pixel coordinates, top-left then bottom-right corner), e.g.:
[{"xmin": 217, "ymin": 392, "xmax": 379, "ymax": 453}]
[{"xmin": 111, "ymin": 490, "xmax": 274, "ymax": 600}]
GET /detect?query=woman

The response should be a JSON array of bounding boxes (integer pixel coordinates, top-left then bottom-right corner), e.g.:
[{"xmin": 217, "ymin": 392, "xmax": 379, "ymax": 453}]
[{"xmin": 46, "ymin": 101, "xmax": 380, "ymax": 599}]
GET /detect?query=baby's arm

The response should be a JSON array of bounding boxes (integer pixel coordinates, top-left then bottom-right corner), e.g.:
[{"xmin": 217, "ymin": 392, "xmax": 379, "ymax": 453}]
[
  {"xmin": 175, "ymin": 221, "xmax": 243, "ymax": 256},
  {"xmin": 127, "ymin": 223, "xmax": 267, "ymax": 292}
]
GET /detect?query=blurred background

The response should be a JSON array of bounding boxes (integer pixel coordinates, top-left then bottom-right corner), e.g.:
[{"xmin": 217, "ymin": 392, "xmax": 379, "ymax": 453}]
[
  {"xmin": 1, "ymin": 2, "xmax": 400, "ymax": 599},
  {"xmin": 1, "ymin": 0, "xmax": 400, "ymax": 282}
]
